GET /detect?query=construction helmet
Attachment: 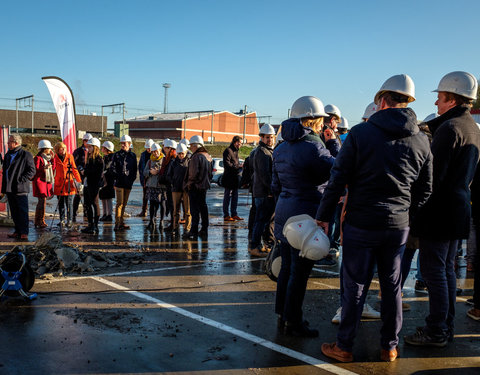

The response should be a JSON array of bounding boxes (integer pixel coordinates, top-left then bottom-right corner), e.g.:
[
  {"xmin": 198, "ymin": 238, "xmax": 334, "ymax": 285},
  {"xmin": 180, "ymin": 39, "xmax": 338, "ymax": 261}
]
[
  {"xmin": 176, "ymin": 143, "xmax": 188, "ymax": 154},
  {"xmin": 83, "ymin": 133, "xmax": 93, "ymax": 141},
  {"xmin": 259, "ymin": 124, "xmax": 276, "ymax": 135},
  {"xmin": 282, "ymin": 214, "xmax": 318, "ymax": 250},
  {"xmin": 120, "ymin": 134, "xmax": 132, "ymax": 143},
  {"xmin": 301, "ymin": 227, "xmax": 330, "ymax": 261},
  {"xmin": 190, "ymin": 135, "xmax": 204, "ymax": 146},
  {"xmin": 102, "ymin": 141, "xmax": 114, "ymax": 152},
  {"xmin": 37, "ymin": 140, "xmax": 52, "ymax": 149},
  {"xmin": 180, "ymin": 138, "xmax": 190, "ymax": 147},
  {"xmin": 144, "ymin": 139, "xmax": 154, "ymax": 149},
  {"xmin": 290, "ymin": 96, "xmax": 328, "ymax": 119},
  {"xmin": 338, "ymin": 117, "xmax": 349, "ymax": 130},
  {"xmin": 163, "ymin": 139, "xmax": 177, "ymax": 149},
  {"xmin": 423, "ymin": 113, "xmax": 438, "ymax": 122},
  {"xmin": 150, "ymin": 143, "xmax": 161, "ymax": 152},
  {"xmin": 433, "ymin": 71, "xmax": 478, "ymax": 100},
  {"xmin": 324, "ymin": 104, "xmax": 342, "ymax": 120},
  {"xmin": 374, "ymin": 74, "xmax": 416, "ymax": 105},
  {"xmin": 87, "ymin": 137, "xmax": 101, "ymax": 148}
]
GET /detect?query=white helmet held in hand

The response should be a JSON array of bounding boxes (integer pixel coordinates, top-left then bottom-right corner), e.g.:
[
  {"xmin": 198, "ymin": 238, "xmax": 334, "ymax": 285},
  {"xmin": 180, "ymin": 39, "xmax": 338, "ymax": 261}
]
[
  {"xmin": 180, "ymin": 138, "xmax": 190, "ymax": 147},
  {"xmin": 144, "ymin": 139, "xmax": 154, "ymax": 149},
  {"xmin": 433, "ymin": 71, "xmax": 478, "ymax": 100},
  {"xmin": 190, "ymin": 135, "xmax": 204, "ymax": 146},
  {"xmin": 301, "ymin": 227, "xmax": 330, "ymax": 261},
  {"xmin": 38, "ymin": 140, "xmax": 52, "ymax": 149},
  {"xmin": 338, "ymin": 117, "xmax": 349, "ymax": 130},
  {"xmin": 150, "ymin": 143, "xmax": 161, "ymax": 152},
  {"xmin": 324, "ymin": 104, "xmax": 342, "ymax": 119},
  {"xmin": 290, "ymin": 96, "xmax": 328, "ymax": 119},
  {"xmin": 102, "ymin": 141, "xmax": 114, "ymax": 152},
  {"xmin": 87, "ymin": 137, "xmax": 101, "ymax": 148},
  {"xmin": 83, "ymin": 133, "xmax": 93, "ymax": 141},
  {"xmin": 374, "ymin": 74, "xmax": 416, "ymax": 105},
  {"xmin": 362, "ymin": 102, "xmax": 377, "ymax": 120},
  {"xmin": 176, "ymin": 143, "xmax": 188, "ymax": 154},
  {"xmin": 120, "ymin": 134, "xmax": 132, "ymax": 143},
  {"xmin": 259, "ymin": 124, "xmax": 276, "ymax": 135}
]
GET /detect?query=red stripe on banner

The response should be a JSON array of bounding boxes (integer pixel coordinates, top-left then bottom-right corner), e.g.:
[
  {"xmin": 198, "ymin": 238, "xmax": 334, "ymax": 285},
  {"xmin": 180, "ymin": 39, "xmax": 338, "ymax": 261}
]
[{"xmin": 64, "ymin": 125, "xmax": 77, "ymax": 154}]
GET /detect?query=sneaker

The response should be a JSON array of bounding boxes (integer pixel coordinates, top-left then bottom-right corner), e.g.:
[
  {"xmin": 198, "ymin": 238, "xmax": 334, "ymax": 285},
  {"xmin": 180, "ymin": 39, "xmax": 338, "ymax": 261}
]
[
  {"xmin": 285, "ymin": 321, "xmax": 318, "ymax": 338},
  {"xmin": 231, "ymin": 215, "xmax": 244, "ymax": 221},
  {"xmin": 380, "ymin": 347, "xmax": 398, "ymax": 362},
  {"xmin": 331, "ymin": 307, "xmax": 342, "ymax": 324},
  {"xmin": 7, "ymin": 232, "xmax": 18, "ymax": 238},
  {"xmin": 329, "ymin": 248, "xmax": 340, "ymax": 258},
  {"xmin": 415, "ymin": 280, "xmax": 428, "ymax": 291},
  {"xmin": 224, "ymin": 216, "xmax": 235, "ymax": 221},
  {"xmin": 466, "ymin": 298, "xmax": 474, "ymax": 306},
  {"xmin": 467, "ymin": 308, "xmax": 480, "ymax": 321},
  {"xmin": 404, "ymin": 327, "xmax": 447, "ymax": 347},
  {"xmin": 316, "ymin": 255, "xmax": 337, "ymax": 267},
  {"xmin": 321, "ymin": 342, "xmax": 353, "ymax": 363},
  {"xmin": 362, "ymin": 303, "xmax": 380, "ymax": 319}
]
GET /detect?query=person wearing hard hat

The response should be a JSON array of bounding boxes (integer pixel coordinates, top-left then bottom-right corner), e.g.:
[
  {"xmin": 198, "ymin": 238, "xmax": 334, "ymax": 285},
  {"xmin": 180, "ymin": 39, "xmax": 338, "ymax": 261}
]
[
  {"xmin": 362, "ymin": 102, "xmax": 378, "ymax": 122},
  {"xmin": 159, "ymin": 139, "xmax": 177, "ymax": 230},
  {"xmin": 143, "ymin": 143, "xmax": 164, "ymax": 230},
  {"xmin": 180, "ymin": 138, "xmax": 193, "ymax": 158},
  {"xmin": 32, "ymin": 140, "xmax": 54, "ymax": 229},
  {"xmin": 110, "ymin": 134, "xmax": 137, "ymax": 231},
  {"xmin": 72, "ymin": 133, "xmax": 93, "ymax": 222},
  {"xmin": 99, "ymin": 141, "xmax": 115, "ymax": 222},
  {"xmin": 405, "ymin": 71, "xmax": 480, "ymax": 345},
  {"xmin": 322, "ymin": 104, "xmax": 342, "ymax": 157},
  {"xmin": 249, "ymin": 124, "xmax": 276, "ymax": 256},
  {"xmin": 317, "ymin": 74, "xmax": 432, "ymax": 362},
  {"xmin": 337, "ymin": 117, "xmax": 349, "ymax": 143},
  {"xmin": 222, "ymin": 136, "xmax": 243, "ymax": 222},
  {"xmin": 273, "ymin": 96, "xmax": 335, "ymax": 338},
  {"xmin": 137, "ymin": 139, "xmax": 154, "ymax": 217},
  {"xmin": 183, "ymin": 135, "xmax": 212, "ymax": 239}
]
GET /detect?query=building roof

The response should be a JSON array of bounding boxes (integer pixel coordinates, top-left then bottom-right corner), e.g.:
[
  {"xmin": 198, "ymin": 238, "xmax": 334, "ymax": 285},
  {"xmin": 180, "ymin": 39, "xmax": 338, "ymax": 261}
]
[{"xmin": 126, "ymin": 110, "xmax": 256, "ymax": 122}]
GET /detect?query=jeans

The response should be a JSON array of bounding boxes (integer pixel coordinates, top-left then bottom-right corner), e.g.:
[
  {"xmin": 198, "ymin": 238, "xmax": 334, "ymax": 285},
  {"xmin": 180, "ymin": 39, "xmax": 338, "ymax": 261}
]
[
  {"xmin": 401, "ymin": 247, "xmax": 424, "ymax": 289},
  {"xmin": 251, "ymin": 196, "xmax": 275, "ymax": 249},
  {"xmin": 474, "ymin": 219, "xmax": 480, "ymax": 309},
  {"xmin": 328, "ymin": 202, "xmax": 343, "ymax": 250},
  {"xmin": 189, "ymin": 188, "xmax": 208, "ymax": 234},
  {"xmin": 338, "ymin": 223, "xmax": 408, "ymax": 351},
  {"xmin": 7, "ymin": 194, "xmax": 29, "ymax": 235},
  {"xmin": 84, "ymin": 188, "xmax": 100, "ymax": 224},
  {"xmin": 58, "ymin": 195, "xmax": 74, "ymax": 223},
  {"xmin": 223, "ymin": 188, "xmax": 238, "ymax": 217},
  {"xmin": 419, "ymin": 238, "xmax": 458, "ymax": 336}
]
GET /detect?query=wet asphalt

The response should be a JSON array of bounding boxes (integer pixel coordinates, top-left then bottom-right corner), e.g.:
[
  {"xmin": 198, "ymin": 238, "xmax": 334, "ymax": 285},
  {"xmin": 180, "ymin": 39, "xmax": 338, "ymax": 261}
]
[{"xmin": 0, "ymin": 185, "xmax": 479, "ymax": 374}]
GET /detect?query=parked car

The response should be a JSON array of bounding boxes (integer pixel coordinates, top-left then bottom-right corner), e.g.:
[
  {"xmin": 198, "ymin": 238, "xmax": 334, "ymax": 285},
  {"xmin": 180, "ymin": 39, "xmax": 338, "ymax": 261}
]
[{"xmin": 211, "ymin": 158, "xmax": 224, "ymax": 183}]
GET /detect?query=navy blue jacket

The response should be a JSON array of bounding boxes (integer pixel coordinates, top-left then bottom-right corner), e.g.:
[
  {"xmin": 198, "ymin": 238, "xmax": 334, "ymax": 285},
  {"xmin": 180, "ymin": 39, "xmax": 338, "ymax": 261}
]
[
  {"xmin": 1, "ymin": 147, "xmax": 35, "ymax": 194},
  {"xmin": 271, "ymin": 118, "xmax": 335, "ymax": 242},
  {"xmin": 110, "ymin": 149, "xmax": 137, "ymax": 189},
  {"xmin": 317, "ymin": 107, "xmax": 433, "ymax": 230},
  {"xmin": 167, "ymin": 156, "xmax": 189, "ymax": 192}
]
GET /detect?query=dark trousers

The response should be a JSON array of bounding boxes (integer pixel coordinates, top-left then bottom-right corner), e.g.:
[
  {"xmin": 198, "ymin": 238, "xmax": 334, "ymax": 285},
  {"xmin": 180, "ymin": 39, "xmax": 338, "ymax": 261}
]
[
  {"xmin": 275, "ymin": 241, "xmax": 314, "ymax": 324},
  {"xmin": 474, "ymin": 219, "xmax": 480, "ymax": 309},
  {"xmin": 84, "ymin": 188, "xmax": 100, "ymax": 225},
  {"xmin": 141, "ymin": 185, "xmax": 148, "ymax": 214},
  {"xmin": 7, "ymin": 194, "xmax": 29, "ymax": 235},
  {"xmin": 328, "ymin": 202, "xmax": 343, "ymax": 250},
  {"xmin": 73, "ymin": 193, "xmax": 82, "ymax": 218},
  {"xmin": 338, "ymin": 223, "xmax": 408, "ymax": 352},
  {"xmin": 248, "ymin": 196, "xmax": 256, "ymax": 234},
  {"xmin": 400, "ymin": 247, "xmax": 424, "ymax": 289},
  {"xmin": 251, "ymin": 196, "xmax": 275, "ymax": 249},
  {"xmin": 58, "ymin": 195, "xmax": 74, "ymax": 222},
  {"xmin": 223, "ymin": 188, "xmax": 238, "ymax": 217},
  {"xmin": 419, "ymin": 238, "xmax": 458, "ymax": 336},
  {"xmin": 189, "ymin": 188, "xmax": 208, "ymax": 234}
]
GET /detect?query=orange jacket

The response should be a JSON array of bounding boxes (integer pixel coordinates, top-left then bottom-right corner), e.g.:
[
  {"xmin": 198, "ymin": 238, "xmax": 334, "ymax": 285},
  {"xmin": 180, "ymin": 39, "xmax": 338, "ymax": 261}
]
[{"xmin": 53, "ymin": 153, "xmax": 81, "ymax": 196}]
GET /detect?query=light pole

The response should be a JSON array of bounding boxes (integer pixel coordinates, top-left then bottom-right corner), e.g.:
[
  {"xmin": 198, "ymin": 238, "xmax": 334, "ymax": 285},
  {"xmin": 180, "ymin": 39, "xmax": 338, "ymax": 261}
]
[
  {"xmin": 163, "ymin": 83, "xmax": 171, "ymax": 113},
  {"xmin": 15, "ymin": 95, "xmax": 34, "ymax": 134}
]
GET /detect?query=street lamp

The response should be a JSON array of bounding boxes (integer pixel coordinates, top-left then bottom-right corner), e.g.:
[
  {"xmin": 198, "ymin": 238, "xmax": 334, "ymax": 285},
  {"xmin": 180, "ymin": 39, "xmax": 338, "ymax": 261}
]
[{"xmin": 163, "ymin": 83, "xmax": 171, "ymax": 113}]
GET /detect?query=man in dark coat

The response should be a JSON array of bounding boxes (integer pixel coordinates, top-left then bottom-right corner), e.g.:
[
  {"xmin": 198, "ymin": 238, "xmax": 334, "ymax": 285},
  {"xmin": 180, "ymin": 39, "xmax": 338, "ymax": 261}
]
[
  {"xmin": 137, "ymin": 139, "xmax": 153, "ymax": 217},
  {"xmin": 405, "ymin": 71, "xmax": 480, "ymax": 347},
  {"xmin": 1, "ymin": 134, "xmax": 36, "ymax": 239},
  {"xmin": 222, "ymin": 136, "xmax": 243, "ymax": 221},
  {"xmin": 317, "ymin": 75, "xmax": 433, "ymax": 363},
  {"xmin": 72, "ymin": 133, "xmax": 92, "ymax": 222}
]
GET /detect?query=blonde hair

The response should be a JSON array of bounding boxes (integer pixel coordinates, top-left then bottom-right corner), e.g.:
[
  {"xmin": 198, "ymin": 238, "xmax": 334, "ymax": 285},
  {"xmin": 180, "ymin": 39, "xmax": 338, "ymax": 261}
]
[
  {"xmin": 88, "ymin": 145, "xmax": 100, "ymax": 161},
  {"xmin": 54, "ymin": 142, "xmax": 67, "ymax": 154},
  {"xmin": 301, "ymin": 117, "xmax": 324, "ymax": 133}
]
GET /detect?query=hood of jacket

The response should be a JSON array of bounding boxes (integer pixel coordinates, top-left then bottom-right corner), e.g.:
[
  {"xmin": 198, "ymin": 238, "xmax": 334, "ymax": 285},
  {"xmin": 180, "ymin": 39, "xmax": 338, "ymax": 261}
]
[
  {"xmin": 280, "ymin": 118, "xmax": 316, "ymax": 142},
  {"xmin": 368, "ymin": 107, "xmax": 419, "ymax": 139},
  {"xmin": 194, "ymin": 146, "xmax": 212, "ymax": 162},
  {"xmin": 426, "ymin": 105, "xmax": 471, "ymax": 137}
]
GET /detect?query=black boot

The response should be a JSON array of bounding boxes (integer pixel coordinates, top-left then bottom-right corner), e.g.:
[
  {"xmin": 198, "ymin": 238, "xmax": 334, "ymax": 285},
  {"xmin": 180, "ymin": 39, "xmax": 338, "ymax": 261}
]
[
  {"xmin": 94, "ymin": 216, "xmax": 99, "ymax": 234},
  {"xmin": 81, "ymin": 224, "xmax": 94, "ymax": 234}
]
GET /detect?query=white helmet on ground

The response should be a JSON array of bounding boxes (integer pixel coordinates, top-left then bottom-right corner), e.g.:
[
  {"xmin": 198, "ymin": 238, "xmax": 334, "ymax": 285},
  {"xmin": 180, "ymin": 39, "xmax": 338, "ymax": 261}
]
[
  {"xmin": 190, "ymin": 135, "xmax": 204, "ymax": 146},
  {"xmin": 259, "ymin": 124, "xmax": 276, "ymax": 135},
  {"xmin": 363, "ymin": 102, "xmax": 377, "ymax": 120},
  {"xmin": 144, "ymin": 139, "xmax": 154, "ymax": 149},
  {"xmin": 150, "ymin": 143, "xmax": 161, "ymax": 152},
  {"xmin": 338, "ymin": 117, "xmax": 349, "ymax": 130},
  {"xmin": 87, "ymin": 137, "xmax": 101, "ymax": 148},
  {"xmin": 38, "ymin": 140, "xmax": 52, "ymax": 149},
  {"xmin": 433, "ymin": 71, "xmax": 478, "ymax": 100},
  {"xmin": 423, "ymin": 113, "xmax": 438, "ymax": 122},
  {"xmin": 290, "ymin": 96, "xmax": 328, "ymax": 119},
  {"xmin": 180, "ymin": 138, "xmax": 190, "ymax": 147},
  {"xmin": 374, "ymin": 74, "xmax": 416, "ymax": 105},
  {"xmin": 102, "ymin": 141, "xmax": 114, "ymax": 152},
  {"xmin": 324, "ymin": 104, "xmax": 342, "ymax": 120},
  {"xmin": 176, "ymin": 143, "xmax": 188, "ymax": 154},
  {"xmin": 83, "ymin": 133, "xmax": 93, "ymax": 141},
  {"xmin": 120, "ymin": 134, "xmax": 132, "ymax": 143}
]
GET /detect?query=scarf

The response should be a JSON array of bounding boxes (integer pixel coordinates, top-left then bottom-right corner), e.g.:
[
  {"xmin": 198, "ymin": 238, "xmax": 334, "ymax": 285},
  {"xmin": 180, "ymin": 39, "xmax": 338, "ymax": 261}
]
[
  {"xmin": 150, "ymin": 152, "xmax": 163, "ymax": 162},
  {"xmin": 42, "ymin": 152, "xmax": 54, "ymax": 183}
]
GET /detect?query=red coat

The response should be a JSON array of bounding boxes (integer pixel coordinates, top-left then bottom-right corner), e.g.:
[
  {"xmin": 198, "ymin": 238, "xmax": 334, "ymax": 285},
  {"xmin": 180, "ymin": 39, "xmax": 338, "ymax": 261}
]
[
  {"xmin": 32, "ymin": 154, "xmax": 54, "ymax": 198},
  {"xmin": 53, "ymin": 153, "xmax": 81, "ymax": 196}
]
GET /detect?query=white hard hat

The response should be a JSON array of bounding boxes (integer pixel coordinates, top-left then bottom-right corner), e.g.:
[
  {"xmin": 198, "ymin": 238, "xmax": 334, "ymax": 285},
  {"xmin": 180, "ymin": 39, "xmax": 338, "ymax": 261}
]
[
  {"xmin": 120, "ymin": 134, "xmax": 132, "ymax": 143},
  {"xmin": 176, "ymin": 143, "xmax": 188, "ymax": 154},
  {"xmin": 374, "ymin": 74, "xmax": 416, "ymax": 105},
  {"xmin": 290, "ymin": 96, "xmax": 328, "ymax": 119},
  {"xmin": 324, "ymin": 104, "xmax": 342, "ymax": 119},
  {"xmin": 180, "ymin": 138, "xmax": 190, "ymax": 147},
  {"xmin": 423, "ymin": 113, "xmax": 438, "ymax": 122},
  {"xmin": 283, "ymin": 214, "xmax": 318, "ymax": 250},
  {"xmin": 87, "ymin": 137, "xmax": 101, "ymax": 148},
  {"xmin": 338, "ymin": 117, "xmax": 349, "ymax": 129},
  {"xmin": 301, "ymin": 227, "xmax": 330, "ymax": 261},
  {"xmin": 433, "ymin": 71, "xmax": 478, "ymax": 100},
  {"xmin": 102, "ymin": 141, "xmax": 114, "ymax": 152},
  {"xmin": 362, "ymin": 102, "xmax": 377, "ymax": 120},
  {"xmin": 163, "ymin": 139, "xmax": 177, "ymax": 149},
  {"xmin": 190, "ymin": 135, "xmax": 204, "ymax": 146},
  {"xmin": 144, "ymin": 139, "xmax": 154, "ymax": 149},
  {"xmin": 259, "ymin": 123, "xmax": 276, "ymax": 135},
  {"xmin": 83, "ymin": 133, "xmax": 93, "ymax": 141},
  {"xmin": 37, "ymin": 140, "xmax": 52, "ymax": 149},
  {"xmin": 150, "ymin": 143, "xmax": 161, "ymax": 152}
]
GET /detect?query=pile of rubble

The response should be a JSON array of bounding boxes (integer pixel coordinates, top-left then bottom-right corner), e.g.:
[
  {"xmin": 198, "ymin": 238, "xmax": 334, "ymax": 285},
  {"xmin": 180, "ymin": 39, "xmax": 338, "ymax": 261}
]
[{"xmin": 10, "ymin": 233, "xmax": 144, "ymax": 277}]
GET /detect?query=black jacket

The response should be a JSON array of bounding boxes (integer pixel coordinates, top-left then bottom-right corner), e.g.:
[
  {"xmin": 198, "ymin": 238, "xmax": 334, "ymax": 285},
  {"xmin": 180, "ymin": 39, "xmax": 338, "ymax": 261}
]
[
  {"xmin": 412, "ymin": 105, "xmax": 480, "ymax": 239},
  {"xmin": 99, "ymin": 153, "xmax": 115, "ymax": 200},
  {"xmin": 252, "ymin": 141, "xmax": 273, "ymax": 197},
  {"xmin": 110, "ymin": 149, "xmax": 137, "ymax": 189},
  {"xmin": 84, "ymin": 155, "xmax": 104, "ymax": 192},
  {"xmin": 184, "ymin": 146, "xmax": 212, "ymax": 191},
  {"xmin": 73, "ymin": 146, "xmax": 88, "ymax": 177},
  {"xmin": 317, "ymin": 107, "xmax": 433, "ymax": 230},
  {"xmin": 222, "ymin": 144, "xmax": 241, "ymax": 189},
  {"xmin": 1, "ymin": 147, "xmax": 35, "ymax": 194},
  {"xmin": 167, "ymin": 156, "xmax": 189, "ymax": 192}
]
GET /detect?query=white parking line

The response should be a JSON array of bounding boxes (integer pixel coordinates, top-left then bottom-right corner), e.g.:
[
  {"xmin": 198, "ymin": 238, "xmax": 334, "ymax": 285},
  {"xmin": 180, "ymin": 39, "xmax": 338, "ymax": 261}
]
[{"xmin": 91, "ymin": 275, "xmax": 359, "ymax": 375}]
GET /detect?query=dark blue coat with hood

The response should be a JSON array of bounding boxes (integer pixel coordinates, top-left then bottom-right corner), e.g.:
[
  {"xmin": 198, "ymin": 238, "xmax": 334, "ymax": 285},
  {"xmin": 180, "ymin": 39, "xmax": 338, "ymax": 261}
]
[
  {"xmin": 316, "ymin": 107, "xmax": 433, "ymax": 230},
  {"xmin": 271, "ymin": 118, "xmax": 335, "ymax": 242}
]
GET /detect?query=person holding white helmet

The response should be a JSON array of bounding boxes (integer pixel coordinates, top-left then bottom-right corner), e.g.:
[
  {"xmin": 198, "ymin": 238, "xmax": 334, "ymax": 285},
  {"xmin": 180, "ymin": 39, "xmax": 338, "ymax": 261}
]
[
  {"xmin": 32, "ymin": 139, "xmax": 54, "ymax": 228},
  {"xmin": 317, "ymin": 74, "xmax": 432, "ymax": 363},
  {"xmin": 81, "ymin": 138, "xmax": 104, "ymax": 234},
  {"xmin": 99, "ymin": 141, "xmax": 115, "ymax": 222},
  {"xmin": 143, "ymin": 143, "xmax": 165, "ymax": 230},
  {"xmin": 110, "ymin": 134, "xmax": 137, "ymax": 231},
  {"xmin": 183, "ymin": 135, "xmax": 212, "ymax": 239},
  {"xmin": 405, "ymin": 71, "xmax": 480, "ymax": 346},
  {"xmin": 137, "ymin": 139, "xmax": 154, "ymax": 217},
  {"xmin": 71, "ymin": 132, "xmax": 93, "ymax": 222},
  {"xmin": 272, "ymin": 96, "xmax": 335, "ymax": 338},
  {"xmin": 222, "ymin": 136, "xmax": 243, "ymax": 222}
]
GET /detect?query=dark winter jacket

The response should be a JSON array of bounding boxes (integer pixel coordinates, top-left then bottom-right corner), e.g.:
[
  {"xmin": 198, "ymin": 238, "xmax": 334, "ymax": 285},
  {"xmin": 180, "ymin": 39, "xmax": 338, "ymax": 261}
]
[
  {"xmin": 110, "ymin": 149, "xmax": 137, "ymax": 189},
  {"xmin": 222, "ymin": 143, "xmax": 241, "ymax": 189},
  {"xmin": 73, "ymin": 145, "xmax": 88, "ymax": 179},
  {"xmin": 84, "ymin": 155, "xmax": 104, "ymax": 193},
  {"xmin": 138, "ymin": 150, "xmax": 151, "ymax": 186},
  {"xmin": 412, "ymin": 105, "xmax": 480, "ymax": 240},
  {"xmin": 167, "ymin": 156, "xmax": 189, "ymax": 192},
  {"xmin": 252, "ymin": 141, "xmax": 274, "ymax": 198},
  {"xmin": 272, "ymin": 118, "xmax": 335, "ymax": 242},
  {"xmin": 184, "ymin": 146, "xmax": 212, "ymax": 191},
  {"xmin": 325, "ymin": 139, "xmax": 341, "ymax": 157},
  {"xmin": 99, "ymin": 153, "xmax": 115, "ymax": 200},
  {"xmin": 1, "ymin": 146, "xmax": 35, "ymax": 194},
  {"xmin": 316, "ymin": 107, "xmax": 433, "ymax": 230}
]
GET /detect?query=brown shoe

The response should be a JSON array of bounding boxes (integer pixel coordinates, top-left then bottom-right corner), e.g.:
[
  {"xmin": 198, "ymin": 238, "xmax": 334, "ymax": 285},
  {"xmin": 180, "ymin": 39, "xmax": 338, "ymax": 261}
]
[
  {"xmin": 7, "ymin": 232, "xmax": 18, "ymax": 239},
  {"xmin": 18, "ymin": 234, "xmax": 28, "ymax": 240},
  {"xmin": 224, "ymin": 216, "xmax": 235, "ymax": 221},
  {"xmin": 232, "ymin": 215, "xmax": 244, "ymax": 221},
  {"xmin": 249, "ymin": 248, "xmax": 266, "ymax": 257},
  {"xmin": 120, "ymin": 224, "xmax": 130, "ymax": 230},
  {"xmin": 136, "ymin": 212, "xmax": 146, "ymax": 217},
  {"xmin": 321, "ymin": 342, "xmax": 353, "ymax": 363},
  {"xmin": 402, "ymin": 302, "xmax": 411, "ymax": 311},
  {"xmin": 467, "ymin": 308, "xmax": 480, "ymax": 321},
  {"xmin": 380, "ymin": 347, "xmax": 398, "ymax": 362}
]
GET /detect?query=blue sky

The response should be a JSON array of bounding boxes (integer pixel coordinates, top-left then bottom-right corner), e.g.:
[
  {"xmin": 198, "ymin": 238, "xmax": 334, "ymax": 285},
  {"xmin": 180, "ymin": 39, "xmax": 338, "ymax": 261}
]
[{"xmin": 1, "ymin": 0, "xmax": 479, "ymax": 128}]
